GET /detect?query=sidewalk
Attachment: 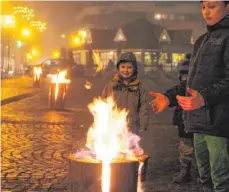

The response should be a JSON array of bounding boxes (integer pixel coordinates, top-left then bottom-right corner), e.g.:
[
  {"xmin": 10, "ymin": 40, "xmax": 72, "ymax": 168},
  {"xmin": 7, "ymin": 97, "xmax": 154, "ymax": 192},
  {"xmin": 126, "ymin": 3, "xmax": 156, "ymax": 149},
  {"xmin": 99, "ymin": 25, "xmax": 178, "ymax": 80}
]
[{"xmin": 1, "ymin": 76, "xmax": 41, "ymax": 106}]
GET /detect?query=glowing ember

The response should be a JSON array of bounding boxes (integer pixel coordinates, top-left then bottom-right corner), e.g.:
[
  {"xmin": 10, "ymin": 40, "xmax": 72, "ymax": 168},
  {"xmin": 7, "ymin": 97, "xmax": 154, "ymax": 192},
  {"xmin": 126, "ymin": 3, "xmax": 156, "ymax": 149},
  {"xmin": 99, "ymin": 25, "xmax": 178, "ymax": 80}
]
[
  {"xmin": 84, "ymin": 80, "xmax": 92, "ymax": 90},
  {"xmin": 48, "ymin": 70, "xmax": 70, "ymax": 101},
  {"xmin": 83, "ymin": 96, "xmax": 143, "ymax": 192},
  {"xmin": 33, "ymin": 66, "xmax": 42, "ymax": 81}
]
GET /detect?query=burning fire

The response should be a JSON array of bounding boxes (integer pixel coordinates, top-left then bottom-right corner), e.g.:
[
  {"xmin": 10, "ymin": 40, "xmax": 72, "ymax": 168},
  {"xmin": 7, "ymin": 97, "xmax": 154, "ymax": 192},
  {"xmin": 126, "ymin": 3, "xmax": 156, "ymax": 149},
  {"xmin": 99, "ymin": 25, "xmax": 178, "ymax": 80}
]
[
  {"xmin": 84, "ymin": 80, "xmax": 92, "ymax": 90},
  {"xmin": 33, "ymin": 66, "xmax": 42, "ymax": 81},
  {"xmin": 48, "ymin": 70, "xmax": 70, "ymax": 101},
  {"xmin": 81, "ymin": 96, "xmax": 143, "ymax": 192}
]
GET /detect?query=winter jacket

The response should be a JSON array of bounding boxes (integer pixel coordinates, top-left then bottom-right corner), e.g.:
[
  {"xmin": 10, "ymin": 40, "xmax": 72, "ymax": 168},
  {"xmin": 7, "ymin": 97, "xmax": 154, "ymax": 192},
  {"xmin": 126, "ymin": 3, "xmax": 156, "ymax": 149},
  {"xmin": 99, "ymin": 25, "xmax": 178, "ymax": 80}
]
[
  {"xmin": 102, "ymin": 74, "xmax": 149, "ymax": 134},
  {"xmin": 164, "ymin": 15, "xmax": 229, "ymax": 138}
]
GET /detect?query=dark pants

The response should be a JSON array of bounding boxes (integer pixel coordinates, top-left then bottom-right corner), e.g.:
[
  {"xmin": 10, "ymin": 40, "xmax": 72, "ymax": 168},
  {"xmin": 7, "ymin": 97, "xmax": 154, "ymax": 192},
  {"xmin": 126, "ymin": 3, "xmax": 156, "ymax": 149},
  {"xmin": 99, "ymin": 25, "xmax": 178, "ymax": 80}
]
[{"xmin": 194, "ymin": 133, "xmax": 229, "ymax": 192}]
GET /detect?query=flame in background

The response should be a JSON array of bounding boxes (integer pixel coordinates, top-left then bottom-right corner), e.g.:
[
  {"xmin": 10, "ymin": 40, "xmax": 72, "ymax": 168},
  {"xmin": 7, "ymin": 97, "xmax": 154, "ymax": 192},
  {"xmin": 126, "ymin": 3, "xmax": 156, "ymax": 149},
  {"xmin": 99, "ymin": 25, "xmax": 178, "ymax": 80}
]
[
  {"xmin": 48, "ymin": 70, "xmax": 70, "ymax": 101},
  {"xmin": 33, "ymin": 66, "xmax": 42, "ymax": 81},
  {"xmin": 86, "ymin": 96, "xmax": 143, "ymax": 192},
  {"xmin": 84, "ymin": 80, "xmax": 92, "ymax": 90}
]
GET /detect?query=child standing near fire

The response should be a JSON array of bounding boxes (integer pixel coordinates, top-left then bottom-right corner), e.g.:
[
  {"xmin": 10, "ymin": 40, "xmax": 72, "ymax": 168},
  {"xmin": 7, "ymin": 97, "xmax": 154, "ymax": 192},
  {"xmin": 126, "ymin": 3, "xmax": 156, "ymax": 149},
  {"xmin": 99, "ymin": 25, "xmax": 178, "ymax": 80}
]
[{"xmin": 102, "ymin": 52, "xmax": 149, "ymax": 135}]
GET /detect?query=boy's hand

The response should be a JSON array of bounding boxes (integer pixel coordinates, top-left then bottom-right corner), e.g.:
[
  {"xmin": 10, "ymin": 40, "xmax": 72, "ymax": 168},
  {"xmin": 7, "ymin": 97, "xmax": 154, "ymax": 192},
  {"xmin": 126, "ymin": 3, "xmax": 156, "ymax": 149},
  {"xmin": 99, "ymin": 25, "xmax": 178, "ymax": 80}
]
[
  {"xmin": 149, "ymin": 92, "xmax": 170, "ymax": 114},
  {"xmin": 176, "ymin": 88, "xmax": 205, "ymax": 111}
]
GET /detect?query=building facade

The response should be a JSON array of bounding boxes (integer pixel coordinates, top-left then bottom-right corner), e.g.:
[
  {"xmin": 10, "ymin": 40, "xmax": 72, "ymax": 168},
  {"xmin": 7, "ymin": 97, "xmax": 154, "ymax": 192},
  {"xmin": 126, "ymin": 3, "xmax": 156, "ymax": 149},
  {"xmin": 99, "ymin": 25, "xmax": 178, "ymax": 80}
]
[{"xmin": 72, "ymin": 19, "xmax": 193, "ymax": 72}]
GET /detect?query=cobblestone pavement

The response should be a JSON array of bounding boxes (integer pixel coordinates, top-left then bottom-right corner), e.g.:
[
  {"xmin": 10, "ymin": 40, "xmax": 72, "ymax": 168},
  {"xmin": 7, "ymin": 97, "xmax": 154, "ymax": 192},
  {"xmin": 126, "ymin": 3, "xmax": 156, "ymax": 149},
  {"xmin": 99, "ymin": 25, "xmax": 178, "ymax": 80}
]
[
  {"xmin": 1, "ymin": 76, "xmax": 39, "ymax": 101},
  {"xmin": 1, "ymin": 76, "xmax": 201, "ymax": 192}
]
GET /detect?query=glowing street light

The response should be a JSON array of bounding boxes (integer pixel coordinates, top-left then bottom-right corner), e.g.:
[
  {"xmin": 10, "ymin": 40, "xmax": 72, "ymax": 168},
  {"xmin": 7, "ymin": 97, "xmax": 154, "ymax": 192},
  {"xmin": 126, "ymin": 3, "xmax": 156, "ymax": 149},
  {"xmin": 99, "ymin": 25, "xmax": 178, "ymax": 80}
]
[
  {"xmin": 26, "ymin": 53, "xmax": 33, "ymax": 60},
  {"xmin": 31, "ymin": 48, "xmax": 37, "ymax": 56},
  {"xmin": 73, "ymin": 37, "xmax": 80, "ymax": 45},
  {"xmin": 61, "ymin": 34, "xmax": 66, "ymax": 39},
  {"xmin": 155, "ymin": 13, "xmax": 162, "ymax": 20},
  {"xmin": 16, "ymin": 40, "xmax": 23, "ymax": 48},
  {"xmin": 1, "ymin": 15, "xmax": 15, "ymax": 28},
  {"xmin": 21, "ymin": 28, "xmax": 31, "ymax": 37},
  {"xmin": 52, "ymin": 50, "xmax": 60, "ymax": 59}
]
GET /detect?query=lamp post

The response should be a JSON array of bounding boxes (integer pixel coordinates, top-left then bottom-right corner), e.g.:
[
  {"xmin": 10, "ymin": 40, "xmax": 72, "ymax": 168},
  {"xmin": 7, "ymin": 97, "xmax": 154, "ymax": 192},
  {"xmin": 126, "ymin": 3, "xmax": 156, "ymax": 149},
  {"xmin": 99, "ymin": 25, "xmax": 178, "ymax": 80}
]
[{"xmin": 1, "ymin": 15, "xmax": 15, "ymax": 73}]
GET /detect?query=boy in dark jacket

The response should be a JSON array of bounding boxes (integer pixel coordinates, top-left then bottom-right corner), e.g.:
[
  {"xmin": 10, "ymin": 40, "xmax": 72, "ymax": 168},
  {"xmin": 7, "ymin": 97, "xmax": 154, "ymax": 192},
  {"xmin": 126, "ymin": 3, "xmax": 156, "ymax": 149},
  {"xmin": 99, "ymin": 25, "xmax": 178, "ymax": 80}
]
[
  {"xmin": 150, "ymin": 2, "xmax": 229, "ymax": 191},
  {"xmin": 172, "ymin": 53, "xmax": 194, "ymax": 183},
  {"xmin": 102, "ymin": 52, "xmax": 149, "ymax": 134}
]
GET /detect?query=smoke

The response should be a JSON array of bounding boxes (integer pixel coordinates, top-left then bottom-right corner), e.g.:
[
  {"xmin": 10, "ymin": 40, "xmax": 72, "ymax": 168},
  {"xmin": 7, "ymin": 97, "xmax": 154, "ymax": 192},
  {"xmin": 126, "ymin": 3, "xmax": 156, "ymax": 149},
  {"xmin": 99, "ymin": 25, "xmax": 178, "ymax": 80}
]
[{"xmin": 74, "ymin": 2, "xmax": 200, "ymax": 24}]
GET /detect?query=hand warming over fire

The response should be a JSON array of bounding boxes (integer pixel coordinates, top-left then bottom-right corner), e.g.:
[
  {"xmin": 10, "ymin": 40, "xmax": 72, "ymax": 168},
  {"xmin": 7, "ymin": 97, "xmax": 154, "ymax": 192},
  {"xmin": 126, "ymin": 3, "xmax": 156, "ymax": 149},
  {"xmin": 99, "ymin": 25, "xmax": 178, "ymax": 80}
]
[
  {"xmin": 176, "ymin": 88, "xmax": 205, "ymax": 111},
  {"xmin": 149, "ymin": 92, "xmax": 170, "ymax": 114}
]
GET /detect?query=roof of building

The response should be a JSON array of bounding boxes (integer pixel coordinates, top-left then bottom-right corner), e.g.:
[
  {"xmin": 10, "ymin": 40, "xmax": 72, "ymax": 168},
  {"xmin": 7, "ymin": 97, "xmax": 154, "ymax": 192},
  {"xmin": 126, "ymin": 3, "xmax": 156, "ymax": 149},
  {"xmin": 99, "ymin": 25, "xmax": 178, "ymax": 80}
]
[{"xmin": 75, "ymin": 18, "xmax": 193, "ymax": 51}]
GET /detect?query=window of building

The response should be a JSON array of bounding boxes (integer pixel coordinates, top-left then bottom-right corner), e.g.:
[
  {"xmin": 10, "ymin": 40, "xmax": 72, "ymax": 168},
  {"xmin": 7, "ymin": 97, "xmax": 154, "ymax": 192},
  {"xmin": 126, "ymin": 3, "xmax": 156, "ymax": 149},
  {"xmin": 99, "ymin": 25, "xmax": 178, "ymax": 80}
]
[
  {"xmin": 159, "ymin": 52, "xmax": 168, "ymax": 65},
  {"xmin": 172, "ymin": 53, "xmax": 185, "ymax": 66},
  {"xmin": 132, "ymin": 52, "xmax": 142, "ymax": 63},
  {"xmin": 154, "ymin": 13, "xmax": 162, "ymax": 20},
  {"xmin": 169, "ymin": 14, "xmax": 175, "ymax": 20},
  {"xmin": 97, "ymin": 51, "xmax": 116, "ymax": 68},
  {"xmin": 144, "ymin": 52, "xmax": 158, "ymax": 65},
  {"xmin": 178, "ymin": 15, "xmax": 186, "ymax": 21}
]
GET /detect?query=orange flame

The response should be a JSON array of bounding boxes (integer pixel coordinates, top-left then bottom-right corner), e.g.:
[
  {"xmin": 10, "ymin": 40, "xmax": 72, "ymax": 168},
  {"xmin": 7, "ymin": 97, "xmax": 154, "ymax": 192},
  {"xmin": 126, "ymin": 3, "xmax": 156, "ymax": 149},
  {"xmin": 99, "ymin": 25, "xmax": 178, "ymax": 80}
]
[
  {"xmin": 48, "ymin": 70, "xmax": 70, "ymax": 101},
  {"xmin": 87, "ymin": 96, "xmax": 143, "ymax": 192},
  {"xmin": 33, "ymin": 66, "xmax": 42, "ymax": 81},
  {"xmin": 84, "ymin": 80, "xmax": 92, "ymax": 89}
]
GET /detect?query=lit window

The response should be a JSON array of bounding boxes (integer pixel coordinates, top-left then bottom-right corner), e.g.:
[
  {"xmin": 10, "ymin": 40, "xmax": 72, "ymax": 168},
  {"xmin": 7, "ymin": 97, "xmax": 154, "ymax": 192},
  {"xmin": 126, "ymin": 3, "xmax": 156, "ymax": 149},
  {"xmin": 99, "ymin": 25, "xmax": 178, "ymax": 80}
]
[
  {"xmin": 169, "ymin": 14, "xmax": 175, "ymax": 20},
  {"xmin": 162, "ymin": 14, "xmax": 168, "ymax": 19},
  {"xmin": 179, "ymin": 15, "xmax": 186, "ymax": 21},
  {"xmin": 154, "ymin": 13, "xmax": 162, "ymax": 20}
]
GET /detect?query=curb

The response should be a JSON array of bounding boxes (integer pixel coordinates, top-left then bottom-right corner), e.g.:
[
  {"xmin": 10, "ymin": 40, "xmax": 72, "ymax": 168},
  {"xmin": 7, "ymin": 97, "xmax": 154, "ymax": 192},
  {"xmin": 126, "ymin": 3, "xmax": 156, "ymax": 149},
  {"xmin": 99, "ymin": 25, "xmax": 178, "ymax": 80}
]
[{"xmin": 1, "ymin": 90, "xmax": 42, "ymax": 106}]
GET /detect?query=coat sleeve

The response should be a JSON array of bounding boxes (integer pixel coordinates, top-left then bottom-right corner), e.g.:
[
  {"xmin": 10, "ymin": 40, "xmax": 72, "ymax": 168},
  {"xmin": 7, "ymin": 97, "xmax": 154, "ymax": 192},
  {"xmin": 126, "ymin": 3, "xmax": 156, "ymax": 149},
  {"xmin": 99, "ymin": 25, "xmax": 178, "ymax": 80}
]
[
  {"xmin": 164, "ymin": 80, "xmax": 187, "ymax": 107},
  {"xmin": 139, "ymin": 83, "xmax": 149, "ymax": 131},
  {"xmin": 200, "ymin": 38, "xmax": 229, "ymax": 106}
]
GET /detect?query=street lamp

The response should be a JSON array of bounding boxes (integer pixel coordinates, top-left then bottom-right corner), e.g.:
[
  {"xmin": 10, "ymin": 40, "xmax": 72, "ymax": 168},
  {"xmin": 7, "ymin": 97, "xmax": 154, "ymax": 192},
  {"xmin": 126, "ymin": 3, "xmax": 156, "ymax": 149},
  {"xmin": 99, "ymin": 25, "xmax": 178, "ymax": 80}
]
[
  {"xmin": 1, "ymin": 15, "xmax": 15, "ymax": 28},
  {"xmin": 16, "ymin": 40, "xmax": 23, "ymax": 48},
  {"xmin": 61, "ymin": 34, "xmax": 66, "ymax": 39},
  {"xmin": 26, "ymin": 53, "xmax": 33, "ymax": 60},
  {"xmin": 52, "ymin": 50, "xmax": 60, "ymax": 59},
  {"xmin": 1, "ymin": 15, "xmax": 15, "ymax": 73},
  {"xmin": 31, "ymin": 48, "xmax": 37, "ymax": 56},
  {"xmin": 21, "ymin": 28, "xmax": 31, "ymax": 37},
  {"xmin": 154, "ymin": 13, "xmax": 162, "ymax": 20}
]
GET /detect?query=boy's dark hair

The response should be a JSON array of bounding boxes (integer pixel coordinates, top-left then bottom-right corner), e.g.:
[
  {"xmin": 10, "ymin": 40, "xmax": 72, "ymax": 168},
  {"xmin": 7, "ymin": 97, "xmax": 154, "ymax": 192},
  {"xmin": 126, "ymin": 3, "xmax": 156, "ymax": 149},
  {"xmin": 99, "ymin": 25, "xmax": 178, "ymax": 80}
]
[{"xmin": 200, "ymin": 1, "xmax": 229, "ymax": 5}]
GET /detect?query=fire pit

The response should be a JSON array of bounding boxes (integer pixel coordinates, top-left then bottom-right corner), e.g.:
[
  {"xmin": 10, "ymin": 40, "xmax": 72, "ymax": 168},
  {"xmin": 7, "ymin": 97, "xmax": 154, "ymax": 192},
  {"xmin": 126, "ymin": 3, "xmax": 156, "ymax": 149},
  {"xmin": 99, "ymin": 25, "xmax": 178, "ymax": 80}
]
[
  {"xmin": 68, "ymin": 154, "xmax": 149, "ymax": 192},
  {"xmin": 33, "ymin": 66, "xmax": 42, "ymax": 88},
  {"xmin": 48, "ymin": 70, "xmax": 70, "ymax": 110},
  {"xmin": 68, "ymin": 96, "xmax": 150, "ymax": 192}
]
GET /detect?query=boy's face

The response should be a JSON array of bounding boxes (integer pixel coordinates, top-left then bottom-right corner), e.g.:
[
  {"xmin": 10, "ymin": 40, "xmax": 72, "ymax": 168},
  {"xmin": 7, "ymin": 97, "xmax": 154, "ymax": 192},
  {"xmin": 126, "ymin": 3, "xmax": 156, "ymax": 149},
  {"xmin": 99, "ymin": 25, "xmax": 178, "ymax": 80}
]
[
  {"xmin": 201, "ymin": 1, "xmax": 229, "ymax": 26},
  {"xmin": 118, "ymin": 62, "xmax": 134, "ymax": 78}
]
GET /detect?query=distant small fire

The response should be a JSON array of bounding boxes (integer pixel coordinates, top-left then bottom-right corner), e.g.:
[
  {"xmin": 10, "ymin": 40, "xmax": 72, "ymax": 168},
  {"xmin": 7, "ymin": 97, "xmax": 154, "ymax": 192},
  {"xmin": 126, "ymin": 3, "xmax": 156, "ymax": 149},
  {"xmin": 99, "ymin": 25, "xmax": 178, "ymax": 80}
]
[
  {"xmin": 33, "ymin": 66, "xmax": 42, "ymax": 81},
  {"xmin": 48, "ymin": 70, "xmax": 70, "ymax": 102},
  {"xmin": 84, "ymin": 80, "xmax": 92, "ymax": 90}
]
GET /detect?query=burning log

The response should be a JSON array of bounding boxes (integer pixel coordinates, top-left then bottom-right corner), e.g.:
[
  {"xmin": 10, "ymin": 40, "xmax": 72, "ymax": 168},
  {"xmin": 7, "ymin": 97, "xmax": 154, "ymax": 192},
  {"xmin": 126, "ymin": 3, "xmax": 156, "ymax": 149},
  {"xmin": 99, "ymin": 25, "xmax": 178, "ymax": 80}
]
[
  {"xmin": 33, "ymin": 66, "xmax": 42, "ymax": 88},
  {"xmin": 68, "ymin": 154, "xmax": 149, "ymax": 192},
  {"xmin": 48, "ymin": 70, "xmax": 70, "ymax": 110}
]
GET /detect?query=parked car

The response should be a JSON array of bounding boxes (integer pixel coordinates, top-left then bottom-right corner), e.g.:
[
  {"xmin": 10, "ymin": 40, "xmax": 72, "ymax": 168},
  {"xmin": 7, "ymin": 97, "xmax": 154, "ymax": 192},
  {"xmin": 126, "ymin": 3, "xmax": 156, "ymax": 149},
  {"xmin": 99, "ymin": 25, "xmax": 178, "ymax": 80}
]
[
  {"xmin": 41, "ymin": 58, "xmax": 72, "ymax": 76},
  {"xmin": 40, "ymin": 59, "xmax": 85, "ymax": 78}
]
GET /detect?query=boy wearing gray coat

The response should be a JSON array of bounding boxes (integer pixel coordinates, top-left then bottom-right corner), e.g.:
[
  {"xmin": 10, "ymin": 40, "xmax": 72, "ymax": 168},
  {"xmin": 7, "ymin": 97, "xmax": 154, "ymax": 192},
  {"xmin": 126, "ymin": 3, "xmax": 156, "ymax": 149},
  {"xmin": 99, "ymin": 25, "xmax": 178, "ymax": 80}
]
[{"xmin": 102, "ymin": 52, "xmax": 149, "ymax": 134}]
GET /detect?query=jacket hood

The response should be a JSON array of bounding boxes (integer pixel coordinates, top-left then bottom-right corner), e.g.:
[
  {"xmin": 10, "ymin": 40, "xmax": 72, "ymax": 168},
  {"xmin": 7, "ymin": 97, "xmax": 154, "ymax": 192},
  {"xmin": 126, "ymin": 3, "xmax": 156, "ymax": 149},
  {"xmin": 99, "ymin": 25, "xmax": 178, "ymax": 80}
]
[{"xmin": 116, "ymin": 52, "xmax": 138, "ymax": 71}]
